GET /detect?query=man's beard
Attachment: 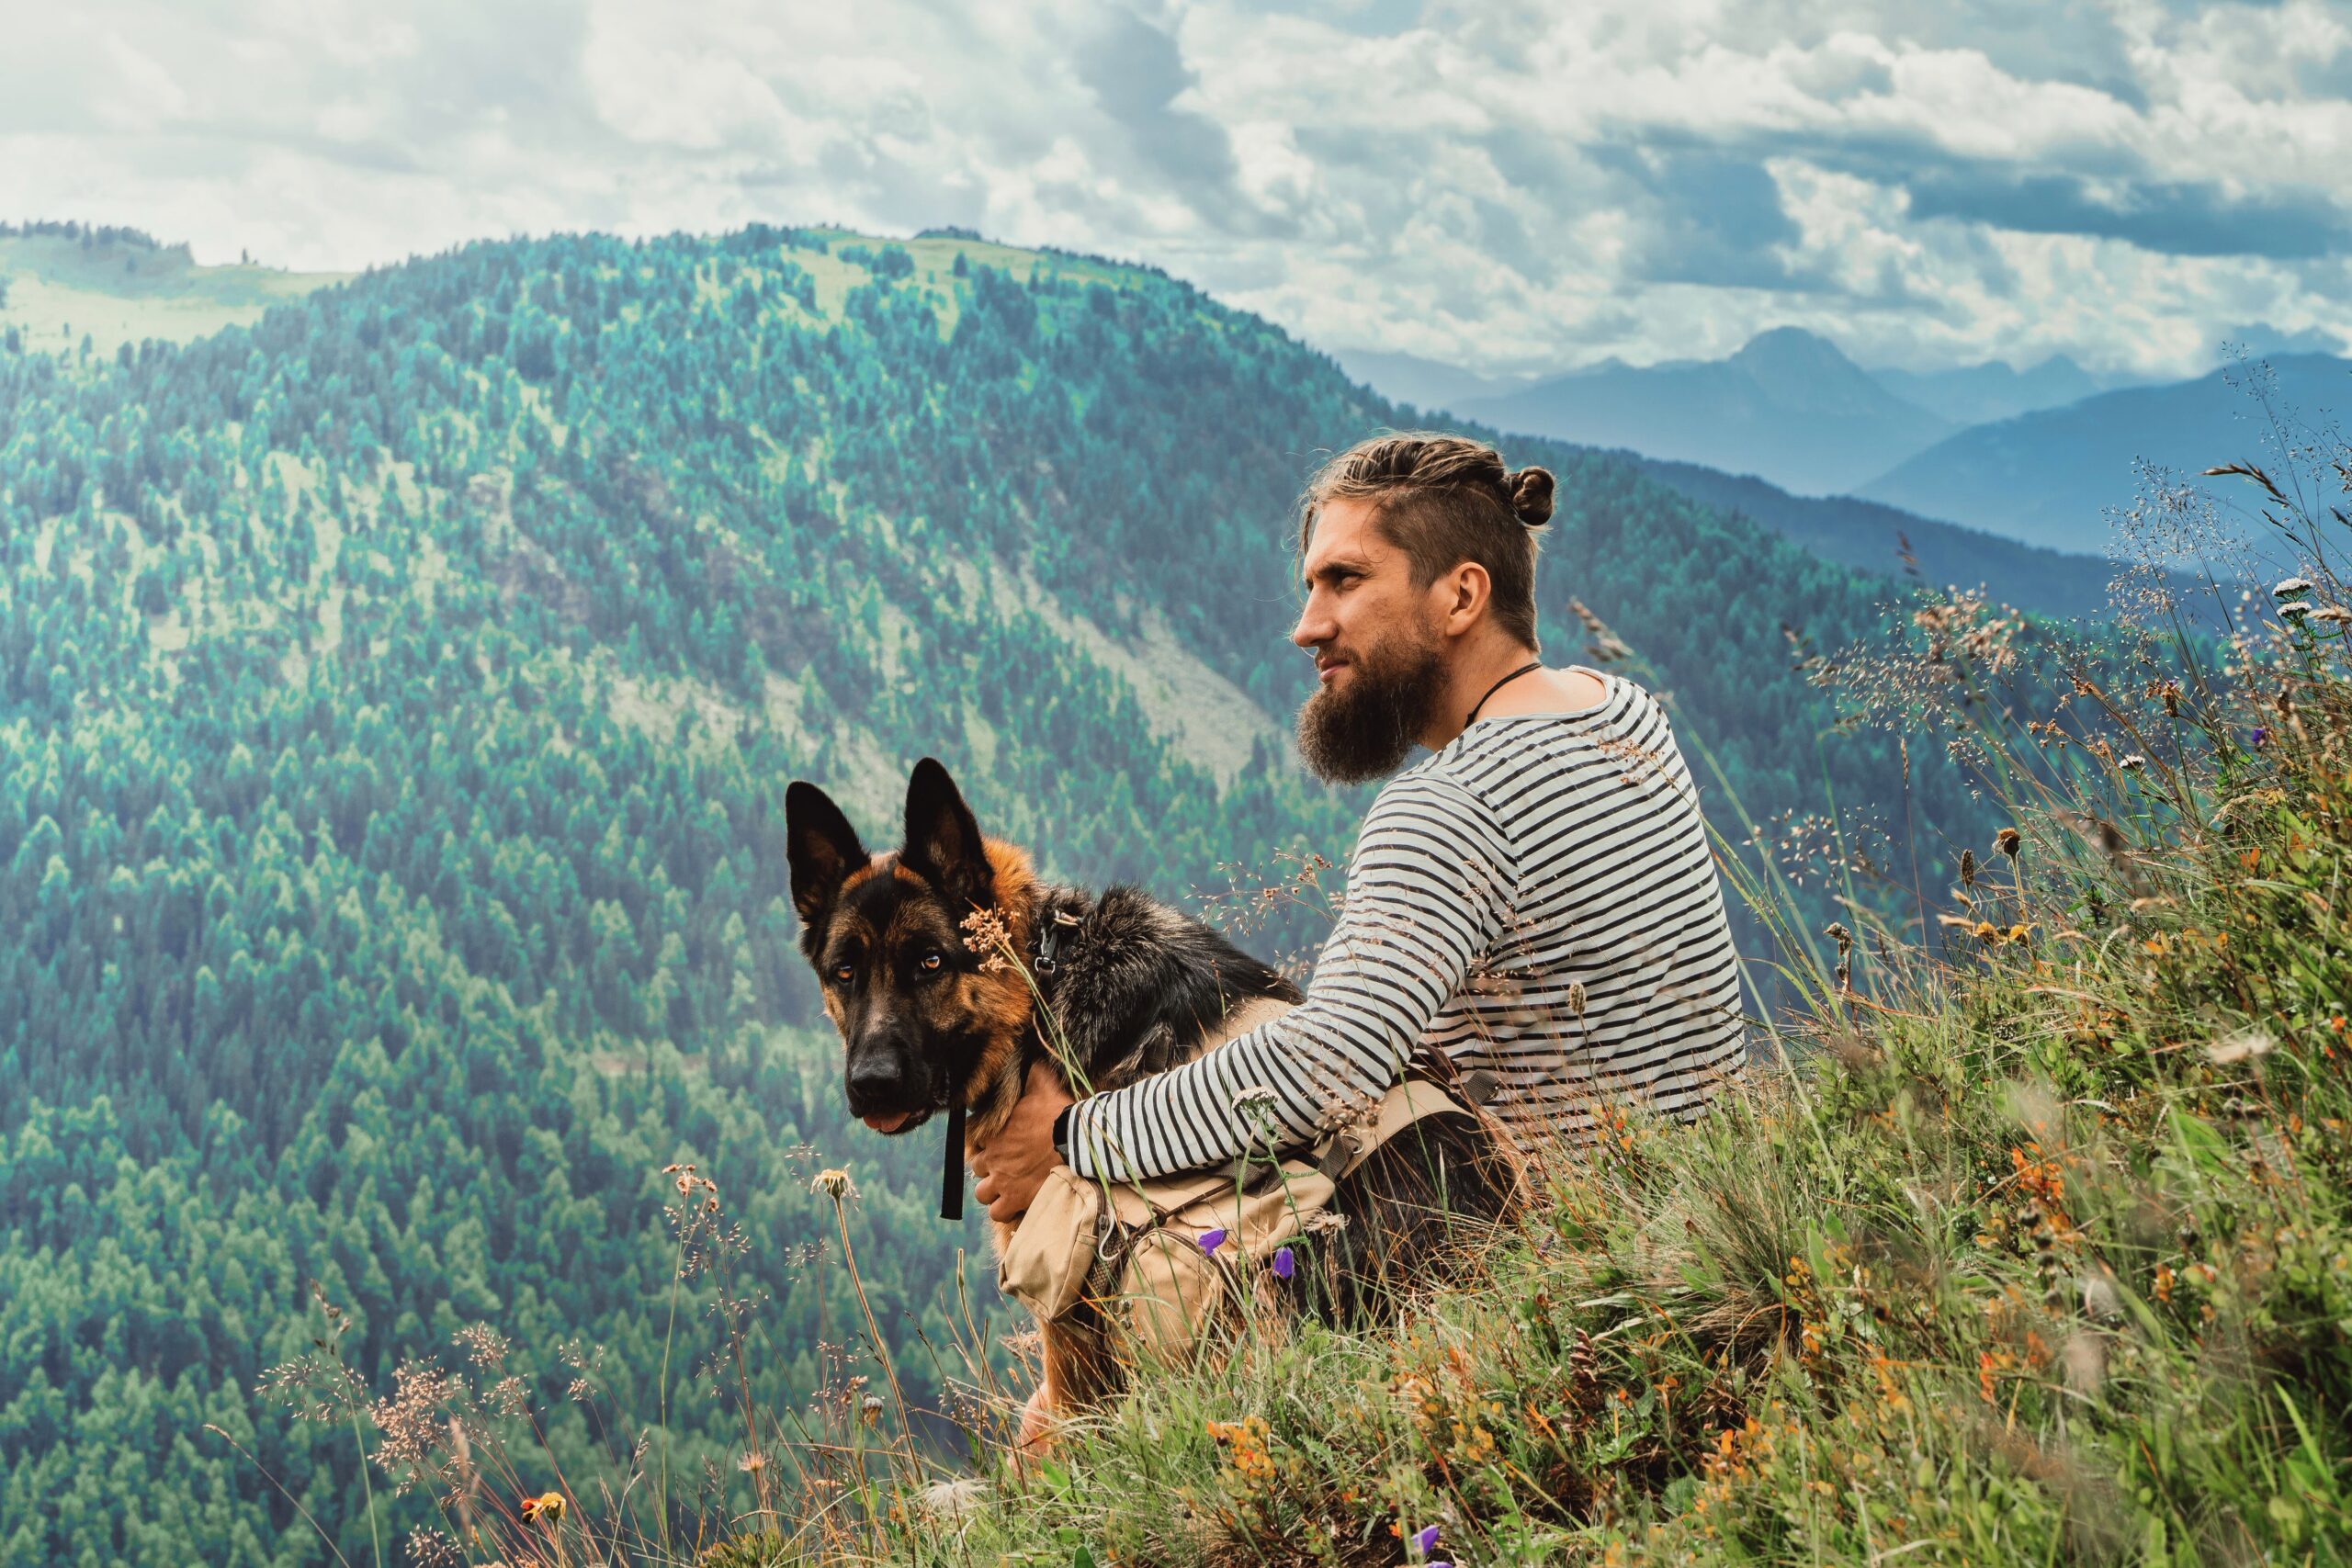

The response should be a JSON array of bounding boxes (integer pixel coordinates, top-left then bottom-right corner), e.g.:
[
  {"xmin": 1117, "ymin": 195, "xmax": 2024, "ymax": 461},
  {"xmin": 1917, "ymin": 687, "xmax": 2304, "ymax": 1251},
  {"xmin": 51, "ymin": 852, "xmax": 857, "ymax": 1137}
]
[{"xmin": 1295, "ymin": 623, "xmax": 1448, "ymax": 784}]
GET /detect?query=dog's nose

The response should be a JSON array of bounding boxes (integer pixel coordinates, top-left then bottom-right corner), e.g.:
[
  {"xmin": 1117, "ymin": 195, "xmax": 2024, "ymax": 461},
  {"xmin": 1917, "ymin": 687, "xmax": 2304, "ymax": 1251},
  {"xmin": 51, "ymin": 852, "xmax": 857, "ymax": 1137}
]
[{"xmin": 846, "ymin": 1055, "xmax": 907, "ymax": 1108}]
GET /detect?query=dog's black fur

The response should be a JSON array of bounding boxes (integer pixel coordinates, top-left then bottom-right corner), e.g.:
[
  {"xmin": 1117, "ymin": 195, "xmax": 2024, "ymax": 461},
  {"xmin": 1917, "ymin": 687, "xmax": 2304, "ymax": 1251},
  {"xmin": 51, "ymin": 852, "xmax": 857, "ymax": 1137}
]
[{"xmin": 786, "ymin": 758, "xmax": 1519, "ymax": 1413}]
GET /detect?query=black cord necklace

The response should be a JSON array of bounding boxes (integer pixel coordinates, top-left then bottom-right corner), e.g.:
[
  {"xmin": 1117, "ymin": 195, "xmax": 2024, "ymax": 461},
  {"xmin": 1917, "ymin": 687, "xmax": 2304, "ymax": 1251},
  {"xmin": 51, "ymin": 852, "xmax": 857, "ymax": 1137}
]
[{"xmin": 1464, "ymin": 660, "xmax": 1545, "ymax": 728}]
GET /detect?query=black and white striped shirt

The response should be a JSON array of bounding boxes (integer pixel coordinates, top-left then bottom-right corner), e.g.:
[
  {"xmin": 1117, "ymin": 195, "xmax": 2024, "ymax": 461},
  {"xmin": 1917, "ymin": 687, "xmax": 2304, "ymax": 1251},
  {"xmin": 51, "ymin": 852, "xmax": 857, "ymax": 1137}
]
[{"xmin": 1059, "ymin": 668, "xmax": 1748, "ymax": 1182}]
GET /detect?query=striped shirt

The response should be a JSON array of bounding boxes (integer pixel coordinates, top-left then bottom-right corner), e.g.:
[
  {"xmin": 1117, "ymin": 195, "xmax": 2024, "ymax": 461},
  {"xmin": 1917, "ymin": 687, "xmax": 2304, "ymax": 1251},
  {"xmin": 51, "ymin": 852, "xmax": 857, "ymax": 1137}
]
[{"xmin": 1058, "ymin": 667, "xmax": 1748, "ymax": 1182}]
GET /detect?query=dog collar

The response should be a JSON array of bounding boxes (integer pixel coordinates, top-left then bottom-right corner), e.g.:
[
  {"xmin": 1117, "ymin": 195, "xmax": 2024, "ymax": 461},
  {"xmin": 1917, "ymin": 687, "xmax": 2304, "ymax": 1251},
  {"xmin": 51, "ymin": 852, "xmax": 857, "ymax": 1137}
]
[{"xmin": 1033, "ymin": 907, "xmax": 1080, "ymax": 979}]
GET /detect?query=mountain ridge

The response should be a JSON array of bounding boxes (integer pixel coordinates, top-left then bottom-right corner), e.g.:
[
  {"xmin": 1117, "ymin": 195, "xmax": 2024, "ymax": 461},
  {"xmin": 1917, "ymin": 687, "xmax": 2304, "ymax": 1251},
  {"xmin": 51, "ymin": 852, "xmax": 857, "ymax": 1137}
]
[
  {"xmin": 1857, "ymin": 351, "xmax": 2352, "ymax": 555},
  {"xmin": 1456, "ymin": 326, "xmax": 1952, "ymax": 496}
]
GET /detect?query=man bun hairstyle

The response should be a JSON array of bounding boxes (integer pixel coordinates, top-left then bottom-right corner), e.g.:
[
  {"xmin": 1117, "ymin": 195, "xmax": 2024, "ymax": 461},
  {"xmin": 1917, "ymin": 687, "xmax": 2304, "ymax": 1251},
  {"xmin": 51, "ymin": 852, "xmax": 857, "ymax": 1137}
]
[
  {"xmin": 1508, "ymin": 465, "xmax": 1555, "ymax": 525},
  {"xmin": 1301, "ymin": 432, "xmax": 1552, "ymax": 649}
]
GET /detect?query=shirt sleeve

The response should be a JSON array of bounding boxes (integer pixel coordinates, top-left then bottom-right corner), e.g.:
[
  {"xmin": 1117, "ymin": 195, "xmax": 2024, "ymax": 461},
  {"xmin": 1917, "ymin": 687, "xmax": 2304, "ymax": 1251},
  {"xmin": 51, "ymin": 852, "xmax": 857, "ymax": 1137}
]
[{"xmin": 1057, "ymin": 770, "xmax": 1515, "ymax": 1183}]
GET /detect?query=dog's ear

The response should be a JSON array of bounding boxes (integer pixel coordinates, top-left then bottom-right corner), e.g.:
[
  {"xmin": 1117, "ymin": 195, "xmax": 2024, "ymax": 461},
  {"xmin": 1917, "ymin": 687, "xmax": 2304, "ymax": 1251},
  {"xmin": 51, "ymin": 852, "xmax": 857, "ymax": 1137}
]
[
  {"xmin": 901, "ymin": 757, "xmax": 992, "ymax": 911},
  {"xmin": 786, "ymin": 781, "xmax": 868, "ymax": 931}
]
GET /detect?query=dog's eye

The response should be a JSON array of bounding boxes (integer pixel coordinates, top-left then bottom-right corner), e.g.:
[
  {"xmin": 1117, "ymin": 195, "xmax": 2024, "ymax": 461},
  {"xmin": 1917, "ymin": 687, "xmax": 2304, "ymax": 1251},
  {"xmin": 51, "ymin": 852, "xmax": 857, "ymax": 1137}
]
[
  {"xmin": 831, "ymin": 963, "xmax": 854, "ymax": 984},
  {"xmin": 919, "ymin": 952, "xmax": 944, "ymax": 973}
]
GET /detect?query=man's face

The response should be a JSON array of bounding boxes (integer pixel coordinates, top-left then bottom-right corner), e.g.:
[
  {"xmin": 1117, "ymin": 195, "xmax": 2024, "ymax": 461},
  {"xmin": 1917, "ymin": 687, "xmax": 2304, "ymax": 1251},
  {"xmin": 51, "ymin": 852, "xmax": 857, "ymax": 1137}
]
[{"xmin": 1291, "ymin": 496, "xmax": 1448, "ymax": 783}]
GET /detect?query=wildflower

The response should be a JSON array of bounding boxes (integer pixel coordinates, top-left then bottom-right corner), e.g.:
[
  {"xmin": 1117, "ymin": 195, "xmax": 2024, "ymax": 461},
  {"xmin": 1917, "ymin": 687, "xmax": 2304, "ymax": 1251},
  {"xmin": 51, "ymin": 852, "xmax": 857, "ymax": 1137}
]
[
  {"xmin": 738, "ymin": 1451, "xmax": 768, "ymax": 1474},
  {"xmin": 1272, "ymin": 1247, "xmax": 1295, "ymax": 1280},
  {"xmin": 2061, "ymin": 1331, "xmax": 2106, "ymax": 1397},
  {"xmin": 2003, "ymin": 924, "xmax": 2031, "ymax": 945},
  {"xmin": 1227, "ymin": 1085, "xmax": 1278, "ymax": 1115},
  {"xmin": 2119, "ymin": 753, "xmax": 2147, "ymax": 771},
  {"xmin": 2250, "ymin": 727, "xmax": 2269, "ymax": 749},
  {"xmin": 1412, "ymin": 1523, "xmax": 1442, "ymax": 1558},
  {"xmin": 1995, "ymin": 827, "xmax": 2021, "ymax": 859},
  {"xmin": 921, "ymin": 1478, "xmax": 989, "ymax": 1518},
  {"xmin": 2206, "ymin": 1029, "xmax": 2276, "ymax": 1066},
  {"xmin": 1973, "ymin": 920, "xmax": 2000, "ymax": 944},
  {"xmin": 2279, "ymin": 600, "xmax": 2313, "ymax": 619},
  {"xmin": 2274, "ymin": 576, "xmax": 2312, "ymax": 597},
  {"xmin": 1198, "ymin": 1228, "xmax": 1227, "ymax": 1255},
  {"xmin": 404, "ymin": 1528, "xmax": 462, "ymax": 1568},
  {"xmin": 810, "ymin": 1168, "xmax": 857, "ymax": 1201},
  {"xmin": 957, "ymin": 907, "xmax": 1014, "ymax": 972},
  {"xmin": 520, "ymin": 1491, "xmax": 565, "ymax": 1526},
  {"xmin": 862, "ymin": 1394, "xmax": 886, "ymax": 1426}
]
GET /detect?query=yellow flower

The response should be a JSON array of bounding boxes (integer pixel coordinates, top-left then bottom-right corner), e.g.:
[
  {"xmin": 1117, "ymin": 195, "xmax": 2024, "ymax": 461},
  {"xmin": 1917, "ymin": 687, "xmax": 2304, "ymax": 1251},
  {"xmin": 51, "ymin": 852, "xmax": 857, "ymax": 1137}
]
[{"xmin": 520, "ymin": 1490, "xmax": 566, "ymax": 1526}]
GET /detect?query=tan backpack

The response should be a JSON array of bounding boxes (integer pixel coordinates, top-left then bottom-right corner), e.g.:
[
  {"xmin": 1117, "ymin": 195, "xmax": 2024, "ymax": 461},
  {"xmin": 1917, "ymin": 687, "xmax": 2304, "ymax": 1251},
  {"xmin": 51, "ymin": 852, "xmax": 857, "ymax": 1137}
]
[{"xmin": 999, "ymin": 1067, "xmax": 1505, "ymax": 1364}]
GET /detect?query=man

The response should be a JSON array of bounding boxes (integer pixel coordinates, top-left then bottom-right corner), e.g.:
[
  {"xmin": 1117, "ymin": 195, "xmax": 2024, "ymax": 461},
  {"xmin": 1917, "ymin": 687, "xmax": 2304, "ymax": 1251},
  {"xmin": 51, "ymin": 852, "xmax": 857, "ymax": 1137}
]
[{"xmin": 970, "ymin": 433, "xmax": 1747, "ymax": 1219}]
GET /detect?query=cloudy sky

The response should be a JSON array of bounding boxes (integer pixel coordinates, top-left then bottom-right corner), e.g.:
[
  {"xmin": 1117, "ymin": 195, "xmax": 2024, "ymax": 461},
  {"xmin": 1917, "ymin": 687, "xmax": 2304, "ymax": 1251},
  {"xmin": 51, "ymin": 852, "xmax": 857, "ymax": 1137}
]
[{"xmin": 4, "ymin": 0, "xmax": 2349, "ymax": 378}]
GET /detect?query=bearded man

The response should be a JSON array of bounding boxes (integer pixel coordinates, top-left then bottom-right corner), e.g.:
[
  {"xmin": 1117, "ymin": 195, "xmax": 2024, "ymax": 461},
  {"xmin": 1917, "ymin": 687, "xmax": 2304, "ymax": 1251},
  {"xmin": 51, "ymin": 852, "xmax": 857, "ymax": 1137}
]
[{"xmin": 969, "ymin": 433, "xmax": 1747, "ymax": 1219}]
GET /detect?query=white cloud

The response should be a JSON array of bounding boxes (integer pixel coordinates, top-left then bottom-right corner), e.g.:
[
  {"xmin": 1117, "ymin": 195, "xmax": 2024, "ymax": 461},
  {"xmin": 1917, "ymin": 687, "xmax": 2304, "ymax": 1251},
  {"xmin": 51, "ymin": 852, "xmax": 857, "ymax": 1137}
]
[{"xmin": 0, "ymin": 0, "xmax": 2348, "ymax": 378}]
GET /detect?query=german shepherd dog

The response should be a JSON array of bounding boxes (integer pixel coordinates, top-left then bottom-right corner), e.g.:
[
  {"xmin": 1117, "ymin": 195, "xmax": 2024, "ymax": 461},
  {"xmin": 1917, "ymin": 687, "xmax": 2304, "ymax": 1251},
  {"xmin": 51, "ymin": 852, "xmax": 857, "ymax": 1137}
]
[{"xmin": 786, "ymin": 758, "xmax": 1517, "ymax": 1428}]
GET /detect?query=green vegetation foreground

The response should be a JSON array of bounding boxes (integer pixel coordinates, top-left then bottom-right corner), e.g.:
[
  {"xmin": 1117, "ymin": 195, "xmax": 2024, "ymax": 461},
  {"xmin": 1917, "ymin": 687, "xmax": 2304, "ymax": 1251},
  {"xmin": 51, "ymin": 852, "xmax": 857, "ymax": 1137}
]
[
  {"xmin": 377, "ymin": 472, "xmax": 2352, "ymax": 1565},
  {"xmin": 925, "ymin": 497, "xmax": 2352, "ymax": 1565}
]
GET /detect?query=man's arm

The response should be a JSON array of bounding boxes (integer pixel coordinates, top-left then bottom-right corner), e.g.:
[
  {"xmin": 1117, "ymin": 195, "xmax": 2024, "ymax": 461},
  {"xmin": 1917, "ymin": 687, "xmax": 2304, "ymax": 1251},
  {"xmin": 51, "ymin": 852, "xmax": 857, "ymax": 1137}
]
[{"xmin": 1058, "ymin": 772, "xmax": 1513, "ymax": 1183}]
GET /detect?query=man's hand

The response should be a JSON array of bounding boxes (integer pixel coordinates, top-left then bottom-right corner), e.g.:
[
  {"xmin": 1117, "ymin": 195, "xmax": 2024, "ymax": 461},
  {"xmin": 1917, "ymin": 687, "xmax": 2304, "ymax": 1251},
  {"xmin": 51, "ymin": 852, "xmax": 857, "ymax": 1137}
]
[{"xmin": 969, "ymin": 1060, "xmax": 1076, "ymax": 1225}]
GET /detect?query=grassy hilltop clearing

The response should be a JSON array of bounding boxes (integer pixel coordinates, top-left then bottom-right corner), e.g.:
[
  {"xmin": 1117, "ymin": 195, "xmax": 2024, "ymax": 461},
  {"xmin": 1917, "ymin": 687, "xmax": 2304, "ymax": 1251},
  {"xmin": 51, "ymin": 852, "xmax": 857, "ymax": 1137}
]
[
  {"xmin": 3, "ymin": 220, "xmax": 2062, "ymax": 1565},
  {"xmin": 0, "ymin": 221, "xmax": 353, "ymax": 359}
]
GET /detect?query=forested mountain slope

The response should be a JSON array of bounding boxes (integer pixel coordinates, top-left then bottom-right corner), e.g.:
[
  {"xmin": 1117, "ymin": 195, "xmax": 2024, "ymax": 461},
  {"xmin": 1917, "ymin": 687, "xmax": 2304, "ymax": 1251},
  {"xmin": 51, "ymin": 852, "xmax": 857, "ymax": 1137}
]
[{"xmin": 0, "ymin": 225, "xmax": 1986, "ymax": 1564}]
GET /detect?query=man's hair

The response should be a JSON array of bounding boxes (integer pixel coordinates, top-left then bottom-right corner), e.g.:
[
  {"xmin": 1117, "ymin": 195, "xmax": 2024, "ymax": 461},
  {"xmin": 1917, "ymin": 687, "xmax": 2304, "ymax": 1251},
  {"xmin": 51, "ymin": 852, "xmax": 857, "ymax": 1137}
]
[{"xmin": 1299, "ymin": 433, "xmax": 1555, "ymax": 649}]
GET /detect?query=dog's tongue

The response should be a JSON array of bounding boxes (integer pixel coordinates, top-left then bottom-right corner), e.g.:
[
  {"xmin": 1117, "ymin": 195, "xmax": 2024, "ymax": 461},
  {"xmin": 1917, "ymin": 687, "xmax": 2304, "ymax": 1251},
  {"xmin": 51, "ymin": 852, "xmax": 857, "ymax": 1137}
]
[{"xmin": 862, "ymin": 1111, "xmax": 911, "ymax": 1134}]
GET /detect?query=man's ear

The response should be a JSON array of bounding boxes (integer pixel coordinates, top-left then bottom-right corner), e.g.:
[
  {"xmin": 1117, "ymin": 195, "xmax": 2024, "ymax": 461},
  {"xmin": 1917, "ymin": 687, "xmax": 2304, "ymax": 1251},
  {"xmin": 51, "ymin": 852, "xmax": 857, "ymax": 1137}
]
[
  {"xmin": 786, "ymin": 782, "xmax": 868, "ymax": 934},
  {"xmin": 1440, "ymin": 558, "xmax": 1492, "ymax": 635},
  {"xmin": 901, "ymin": 757, "xmax": 993, "ymax": 911}
]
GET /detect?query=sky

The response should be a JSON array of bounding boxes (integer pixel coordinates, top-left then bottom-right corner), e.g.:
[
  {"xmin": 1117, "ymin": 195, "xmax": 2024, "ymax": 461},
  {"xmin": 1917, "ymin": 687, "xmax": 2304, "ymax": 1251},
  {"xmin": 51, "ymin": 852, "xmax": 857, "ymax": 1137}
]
[{"xmin": 3, "ymin": 0, "xmax": 2349, "ymax": 379}]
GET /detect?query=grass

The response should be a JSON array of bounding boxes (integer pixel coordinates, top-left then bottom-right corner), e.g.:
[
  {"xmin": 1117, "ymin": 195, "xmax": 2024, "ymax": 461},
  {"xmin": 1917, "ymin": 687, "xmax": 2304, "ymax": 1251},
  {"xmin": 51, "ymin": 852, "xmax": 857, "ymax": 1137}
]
[
  {"xmin": 277, "ymin": 458, "xmax": 2352, "ymax": 1567},
  {"xmin": 0, "ymin": 233, "xmax": 348, "ymax": 358}
]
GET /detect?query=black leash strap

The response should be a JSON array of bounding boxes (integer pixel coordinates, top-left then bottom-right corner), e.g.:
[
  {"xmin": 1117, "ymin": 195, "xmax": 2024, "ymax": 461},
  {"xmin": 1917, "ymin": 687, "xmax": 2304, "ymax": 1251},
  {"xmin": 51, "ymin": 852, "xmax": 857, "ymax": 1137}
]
[{"xmin": 941, "ymin": 1099, "xmax": 966, "ymax": 1222}]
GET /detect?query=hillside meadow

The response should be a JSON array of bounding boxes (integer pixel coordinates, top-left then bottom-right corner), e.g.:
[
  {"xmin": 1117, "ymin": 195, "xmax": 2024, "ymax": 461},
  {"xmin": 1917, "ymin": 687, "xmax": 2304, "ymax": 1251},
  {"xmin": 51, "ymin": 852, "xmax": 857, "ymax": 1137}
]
[
  {"xmin": 0, "ymin": 219, "xmax": 2249, "ymax": 1566},
  {"xmin": 414, "ymin": 468, "xmax": 2352, "ymax": 1568}
]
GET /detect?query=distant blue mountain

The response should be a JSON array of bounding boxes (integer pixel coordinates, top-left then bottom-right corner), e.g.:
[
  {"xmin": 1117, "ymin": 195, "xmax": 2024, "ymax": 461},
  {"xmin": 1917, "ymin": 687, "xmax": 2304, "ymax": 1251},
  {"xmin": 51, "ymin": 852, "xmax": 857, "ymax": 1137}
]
[
  {"xmin": 1867, "ymin": 355, "xmax": 2135, "ymax": 427},
  {"xmin": 1857, "ymin": 353, "xmax": 2352, "ymax": 556},
  {"xmin": 1324, "ymin": 346, "xmax": 1531, "ymax": 418},
  {"xmin": 1456, "ymin": 328, "xmax": 1953, "ymax": 496},
  {"xmin": 1324, "ymin": 331, "xmax": 2182, "ymax": 620},
  {"xmin": 1624, "ymin": 457, "xmax": 2156, "ymax": 622}
]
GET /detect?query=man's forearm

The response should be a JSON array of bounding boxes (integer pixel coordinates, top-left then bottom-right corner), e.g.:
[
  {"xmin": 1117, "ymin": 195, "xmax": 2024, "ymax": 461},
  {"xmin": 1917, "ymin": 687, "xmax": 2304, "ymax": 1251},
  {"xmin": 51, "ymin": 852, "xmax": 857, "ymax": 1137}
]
[{"xmin": 1057, "ymin": 771, "xmax": 1511, "ymax": 1184}]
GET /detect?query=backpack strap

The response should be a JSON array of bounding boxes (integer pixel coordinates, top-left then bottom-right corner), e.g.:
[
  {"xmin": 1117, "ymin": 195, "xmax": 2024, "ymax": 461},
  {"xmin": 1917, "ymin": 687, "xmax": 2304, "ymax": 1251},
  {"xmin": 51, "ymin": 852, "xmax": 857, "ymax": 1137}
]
[{"xmin": 1310, "ymin": 1071, "xmax": 1495, "ymax": 1182}]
